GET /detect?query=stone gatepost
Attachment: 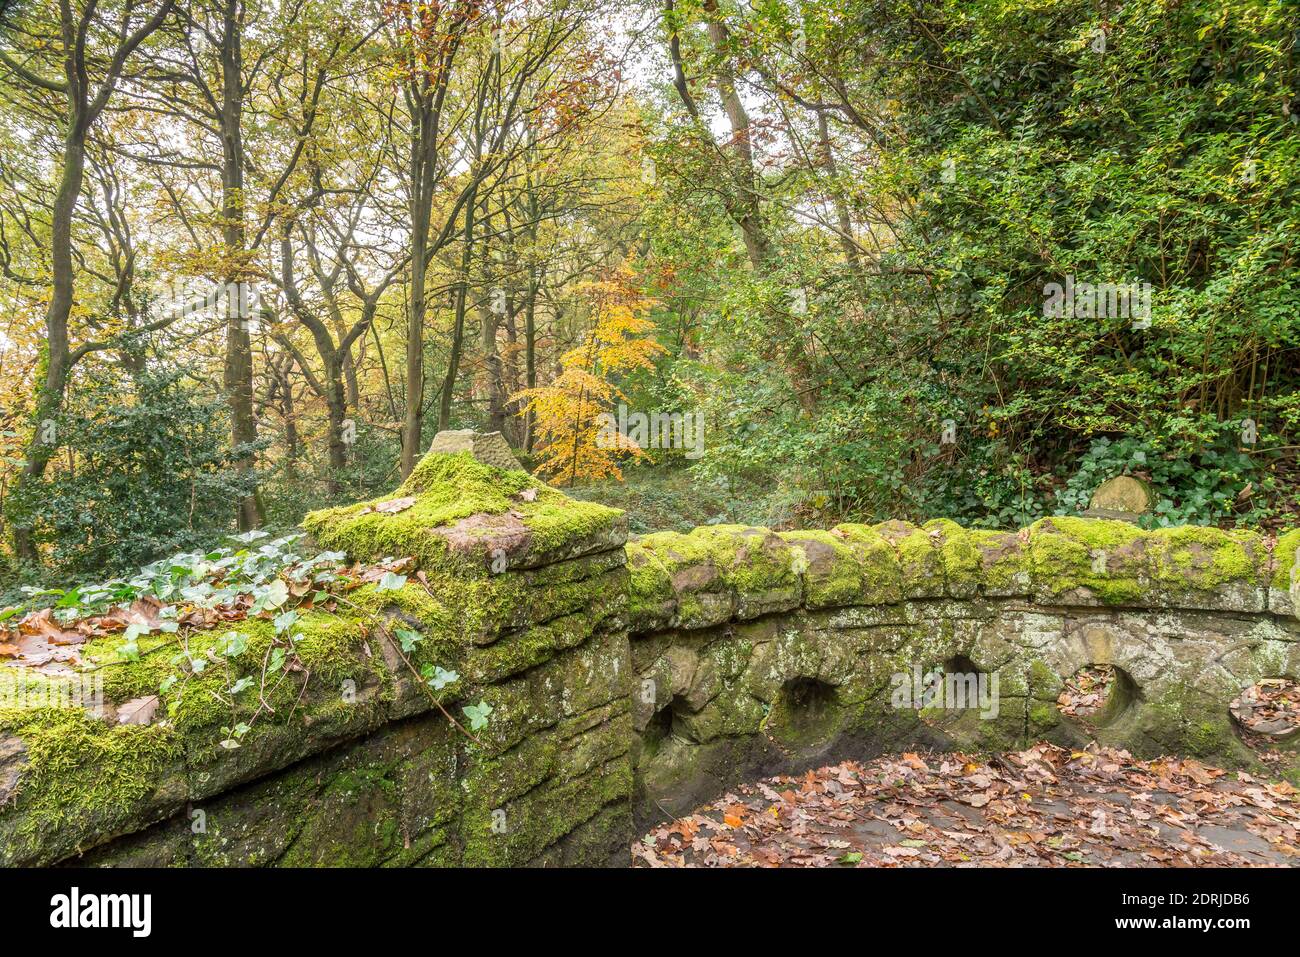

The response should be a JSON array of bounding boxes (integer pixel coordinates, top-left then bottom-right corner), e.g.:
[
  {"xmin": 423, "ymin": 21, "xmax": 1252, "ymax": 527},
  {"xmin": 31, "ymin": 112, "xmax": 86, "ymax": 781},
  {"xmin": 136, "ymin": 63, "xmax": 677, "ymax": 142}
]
[{"xmin": 302, "ymin": 430, "xmax": 635, "ymax": 865}]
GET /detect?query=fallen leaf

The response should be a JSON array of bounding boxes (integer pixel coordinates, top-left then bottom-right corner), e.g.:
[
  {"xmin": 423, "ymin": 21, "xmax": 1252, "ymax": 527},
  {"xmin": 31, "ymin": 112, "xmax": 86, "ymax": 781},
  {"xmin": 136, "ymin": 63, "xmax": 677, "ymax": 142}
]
[{"xmin": 116, "ymin": 695, "xmax": 161, "ymax": 726}]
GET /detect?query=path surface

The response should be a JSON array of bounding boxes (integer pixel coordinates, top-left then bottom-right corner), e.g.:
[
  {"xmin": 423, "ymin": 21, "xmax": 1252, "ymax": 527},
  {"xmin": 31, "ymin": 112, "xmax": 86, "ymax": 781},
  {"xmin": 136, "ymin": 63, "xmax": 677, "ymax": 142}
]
[{"xmin": 632, "ymin": 744, "xmax": 1300, "ymax": 867}]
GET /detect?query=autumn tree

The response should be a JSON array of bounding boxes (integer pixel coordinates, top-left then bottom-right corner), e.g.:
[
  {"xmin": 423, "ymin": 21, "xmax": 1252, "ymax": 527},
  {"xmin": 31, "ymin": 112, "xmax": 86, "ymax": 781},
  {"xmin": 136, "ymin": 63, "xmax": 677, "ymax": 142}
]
[
  {"xmin": 513, "ymin": 266, "xmax": 664, "ymax": 486},
  {"xmin": 0, "ymin": 0, "xmax": 174, "ymax": 558}
]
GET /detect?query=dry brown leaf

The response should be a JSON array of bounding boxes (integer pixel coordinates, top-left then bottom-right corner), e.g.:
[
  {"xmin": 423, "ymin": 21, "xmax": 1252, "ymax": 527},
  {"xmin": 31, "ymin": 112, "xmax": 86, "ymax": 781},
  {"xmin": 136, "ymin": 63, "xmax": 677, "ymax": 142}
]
[{"xmin": 116, "ymin": 695, "xmax": 161, "ymax": 726}]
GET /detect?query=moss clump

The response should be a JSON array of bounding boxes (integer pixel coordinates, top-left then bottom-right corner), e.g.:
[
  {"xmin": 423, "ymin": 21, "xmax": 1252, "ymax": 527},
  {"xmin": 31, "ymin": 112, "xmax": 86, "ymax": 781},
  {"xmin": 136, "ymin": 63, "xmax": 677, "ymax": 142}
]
[
  {"xmin": 1028, "ymin": 516, "xmax": 1149, "ymax": 604},
  {"xmin": 633, "ymin": 526, "xmax": 800, "ymax": 626},
  {"xmin": 1272, "ymin": 528, "xmax": 1300, "ymax": 592},
  {"xmin": 0, "ymin": 707, "xmax": 180, "ymax": 851},
  {"xmin": 624, "ymin": 540, "xmax": 675, "ymax": 629},
  {"xmin": 831, "ymin": 524, "xmax": 904, "ymax": 604},
  {"xmin": 872, "ymin": 520, "xmax": 944, "ymax": 598},
  {"xmin": 465, "ymin": 610, "xmax": 600, "ymax": 684},
  {"xmin": 778, "ymin": 530, "xmax": 862, "ymax": 609},
  {"xmin": 1148, "ymin": 526, "xmax": 1263, "ymax": 594},
  {"xmin": 1023, "ymin": 517, "xmax": 1267, "ymax": 608},
  {"xmin": 967, "ymin": 529, "xmax": 1031, "ymax": 596},
  {"xmin": 303, "ymin": 450, "xmax": 622, "ymax": 575},
  {"xmin": 923, "ymin": 519, "xmax": 983, "ymax": 598},
  {"xmin": 73, "ymin": 599, "xmax": 396, "ymax": 739}
]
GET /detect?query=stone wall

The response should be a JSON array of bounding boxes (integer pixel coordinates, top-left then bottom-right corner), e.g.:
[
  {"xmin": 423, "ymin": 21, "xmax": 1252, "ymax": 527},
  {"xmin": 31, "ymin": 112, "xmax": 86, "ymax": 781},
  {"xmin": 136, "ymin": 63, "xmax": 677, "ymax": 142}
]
[
  {"xmin": 0, "ymin": 444, "xmax": 633, "ymax": 867},
  {"xmin": 1, "ymin": 441, "xmax": 1297, "ymax": 866},
  {"xmin": 627, "ymin": 520, "xmax": 1300, "ymax": 826}
]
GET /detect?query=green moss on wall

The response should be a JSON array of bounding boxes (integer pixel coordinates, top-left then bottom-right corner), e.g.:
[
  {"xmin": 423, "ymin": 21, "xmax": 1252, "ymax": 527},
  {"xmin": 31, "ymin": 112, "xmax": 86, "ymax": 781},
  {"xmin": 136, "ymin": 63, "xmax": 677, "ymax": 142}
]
[
  {"xmin": 0, "ymin": 708, "xmax": 180, "ymax": 849},
  {"xmin": 1272, "ymin": 529, "xmax": 1300, "ymax": 592},
  {"xmin": 1028, "ymin": 516, "xmax": 1149, "ymax": 604},
  {"xmin": 302, "ymin": 451, "xmax": 622, "ymax": 575}
]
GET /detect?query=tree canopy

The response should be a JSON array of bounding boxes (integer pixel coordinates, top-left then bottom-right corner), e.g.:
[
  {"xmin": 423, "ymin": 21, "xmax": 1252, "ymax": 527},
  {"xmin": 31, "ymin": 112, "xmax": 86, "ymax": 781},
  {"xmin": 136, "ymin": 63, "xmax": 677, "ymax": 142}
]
[{"xmin": 1, "ymin": 0, "xmax": 1297, "ymax": 589}]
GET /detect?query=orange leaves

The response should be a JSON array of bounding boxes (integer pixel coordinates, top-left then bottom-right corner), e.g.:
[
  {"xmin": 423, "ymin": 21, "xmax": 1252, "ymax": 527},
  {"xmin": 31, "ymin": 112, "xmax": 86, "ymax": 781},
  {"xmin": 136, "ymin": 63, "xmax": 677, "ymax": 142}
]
[{"xmin": 512, "ymin": 265, "xmax": 663, "ymax": 486}]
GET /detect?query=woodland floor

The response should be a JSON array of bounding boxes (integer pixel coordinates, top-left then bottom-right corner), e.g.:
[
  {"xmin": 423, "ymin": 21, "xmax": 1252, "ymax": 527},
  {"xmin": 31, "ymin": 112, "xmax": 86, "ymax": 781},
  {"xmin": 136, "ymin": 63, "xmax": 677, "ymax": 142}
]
[{"xmin": 631, "ymin": 744, "xmax": 1300, "ymax": 868}]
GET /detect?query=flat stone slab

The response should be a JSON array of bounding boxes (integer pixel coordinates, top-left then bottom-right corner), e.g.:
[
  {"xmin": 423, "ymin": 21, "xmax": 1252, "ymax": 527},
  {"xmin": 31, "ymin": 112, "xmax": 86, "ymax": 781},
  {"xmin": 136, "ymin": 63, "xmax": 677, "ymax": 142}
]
[{"xmin": 427, "ymin": 429, "xmax": 524, "ymax": 472}]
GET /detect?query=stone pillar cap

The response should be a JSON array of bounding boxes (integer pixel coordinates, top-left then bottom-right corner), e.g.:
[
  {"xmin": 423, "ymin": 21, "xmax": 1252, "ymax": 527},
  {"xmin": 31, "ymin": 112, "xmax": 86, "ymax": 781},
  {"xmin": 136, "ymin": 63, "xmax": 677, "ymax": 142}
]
[{"xmin": 427, "ymin": 429, "xmax": 524, "ymax": 473}]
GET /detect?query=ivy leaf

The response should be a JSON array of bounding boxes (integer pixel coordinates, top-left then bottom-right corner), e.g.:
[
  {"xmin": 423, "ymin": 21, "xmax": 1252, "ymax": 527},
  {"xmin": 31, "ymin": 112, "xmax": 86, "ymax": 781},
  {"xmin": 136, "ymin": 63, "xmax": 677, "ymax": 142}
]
[
  {"xmin": 377, "ymin": 571, "xmax": 407, "ymax": 592},
  {"xmin": 228, "ymin": 676, "xmax": 254, "ymax": 695},
  {"xmin": 219, "ymin": 721, "xmax": 251, "ymax": 749},
  {"xmin": 463, "ymin": 700, "xmax": 493, "ymax": 731},
  {"xmin": 260, "ymin": 578, "xmax": 290, "ymax": 610},
  {"xmin": 273, "ymin": 609, "xmax": 299, "ymax": 634},
  {"xmin": 217, "ymin": 631, "xmax": 248, "ymax": 658},
  {"xmin": 395, "ymin": 627, "xmax": 423, "ymax": 654},
  {"xmin": 422, "ymin": 664, "xmax": 459, "ymax": 691}
]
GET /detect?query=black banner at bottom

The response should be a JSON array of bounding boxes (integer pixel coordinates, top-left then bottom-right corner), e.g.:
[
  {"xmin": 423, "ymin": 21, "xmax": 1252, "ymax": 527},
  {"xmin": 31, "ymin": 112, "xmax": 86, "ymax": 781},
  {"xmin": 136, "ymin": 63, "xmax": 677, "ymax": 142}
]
[{"xmin": 0, "ymin": 865, "xmax": 1284, "ymax": 943}]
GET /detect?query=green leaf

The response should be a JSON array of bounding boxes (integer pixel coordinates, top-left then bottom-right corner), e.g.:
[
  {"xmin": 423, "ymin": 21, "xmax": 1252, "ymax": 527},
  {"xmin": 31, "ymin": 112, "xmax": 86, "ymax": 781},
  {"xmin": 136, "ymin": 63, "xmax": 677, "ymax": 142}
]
[
  {"xmin": 423, "ymin": 664, "xmax": 459, "ymax": 691},
  {"xmin": 261, "ymin": 578, "xmax": 290, "ymax": 609},
  {"xmin": 217, "ymin": 631, "xmax": 248, "ymax": 658},
  {"xmin": 463, "ymin": 700, "xmax": 493, "ymax": 731},
  {"xmin": 228, "ymin": 676, "xmax": 254, "ymax": 695},
  {"xmin": 395, "ymin": 627, "xmax": 424, "ymax": 654},
  {"xmin": 377, "ymin": 571, "xmax": 407, "ymax": 592}
]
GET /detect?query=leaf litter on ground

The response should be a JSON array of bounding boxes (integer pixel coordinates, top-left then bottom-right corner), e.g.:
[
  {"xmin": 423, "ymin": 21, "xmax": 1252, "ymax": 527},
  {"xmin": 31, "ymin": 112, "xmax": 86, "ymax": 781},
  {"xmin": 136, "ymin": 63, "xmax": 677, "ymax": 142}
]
[{"xmin": 632, "ymin": 743, "xmax": 1300, "ymax": 868}]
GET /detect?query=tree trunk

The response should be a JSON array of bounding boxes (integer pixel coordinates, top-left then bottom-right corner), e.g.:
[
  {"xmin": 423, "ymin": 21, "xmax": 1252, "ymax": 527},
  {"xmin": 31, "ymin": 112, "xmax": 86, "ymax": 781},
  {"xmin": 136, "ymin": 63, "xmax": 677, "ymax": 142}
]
[
  {"xmin": 438, "ymin": 188, "xmax": 477, "ymax": 431},
  {"xmin": 219, "ymin": 0, "xmax": 261, "ymax": 530},
  {"xmin": 10, "ymin": 121, "xmax": 85, "ymax": 559}
]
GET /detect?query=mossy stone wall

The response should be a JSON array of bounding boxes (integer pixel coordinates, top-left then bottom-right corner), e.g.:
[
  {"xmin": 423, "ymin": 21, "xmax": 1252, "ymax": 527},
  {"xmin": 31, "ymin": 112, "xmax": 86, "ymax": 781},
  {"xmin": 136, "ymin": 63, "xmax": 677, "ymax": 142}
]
[
  {"xmin": 628, "ymin": 519, "xmax": 1300, "ymax": 826},
  {"xmin": 1, "ymin": 448, "xmax": 633, "ymax": 867},
  {"xmin": 3, "ymin": 444, "xmax": 1297, "ymax": 866}
]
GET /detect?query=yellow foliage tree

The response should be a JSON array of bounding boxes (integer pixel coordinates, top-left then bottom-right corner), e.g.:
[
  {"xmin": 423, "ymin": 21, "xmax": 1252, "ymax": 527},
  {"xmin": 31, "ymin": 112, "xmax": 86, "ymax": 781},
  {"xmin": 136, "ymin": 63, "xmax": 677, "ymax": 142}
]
[{"xmin": 513, "ymin": 267, "xmax": 665, "ymax": 486}]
